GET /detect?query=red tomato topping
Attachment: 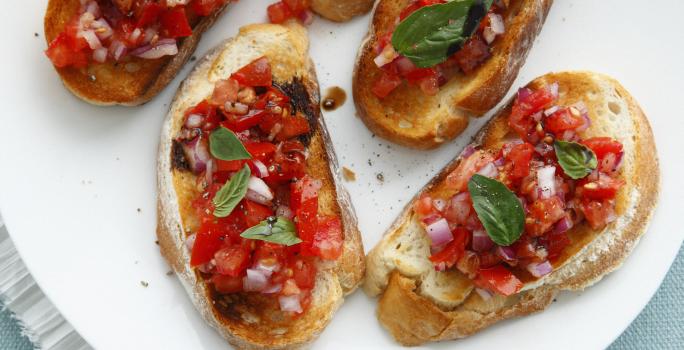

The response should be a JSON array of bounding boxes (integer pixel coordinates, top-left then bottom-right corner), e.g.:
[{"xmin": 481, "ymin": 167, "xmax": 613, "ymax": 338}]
[
  {"xmin": 446, "ymin": 150, "xmax": 494, "ymax": 191},
  {"xmin": 267, "ymin": 2, "xmax": 293, "ymax": 24},
  {"xmin": 239, "ymin": 200, "xmax": 274, "ymax": 227},
  {"xmin": 429, "ymin": 227, "xmax": 469, "ymax": 270},
  {"xmin": 45, "ymin": 32, "xmax": 88, "ymax": 68},
  {"xmin": 214, "ymin": 245, "xmax": 250, "ymax": 277},
  {"xmin": 312, "ymin": 216, "xmax": 344, "ymax": 260},
  {"xmin": 231, "ymin": 57, "xmax": 273, "ymax": 87},
  {"xmin": 473, "ymin": 265, "xmax": 523, "ymax": 296},
  {"xmin": 291, "ymin": 257, "xmax": 316, "ymax": 289},
  {"xmin": 577, "ymin": 176, "xmax": 625, "ymax": 200},
  {"xmin": 526, "ymin": 196, "xmax": 566, "ymax": 237},
  {"xmin": 136, "ymin": 2, "xmax": 164, "ymax": 27},
  {"xmin": 507, "ymin": 143, "xmax": 535, "ymax": 179},
  {"xmin": 581, "ymin": 199, "xmax": 617, "ymax": 230},
  {"xmin": 508, "ymin": 86, "xmax": 556, "ymax": 141},
  {"xmin": 212, "ymin": 274, "xmax": 244, "ymax": 293},
  {"xmin": 372, "ymin": 71, "xmax": 403, "ymax": 98},
  {"xmin": 451, "ymin": 36, "xmax": 491, "ymax": 74},
  {"xmin": 544, "ymin": 108, "xmax": 584, "ymax": 134},
  {"xmin": 581, "ymin": 137, "xmax": 623, "ymax": 160},
  {"xmin": 160, "ymin": 7, "xmax": 193, "ymax": 38}
]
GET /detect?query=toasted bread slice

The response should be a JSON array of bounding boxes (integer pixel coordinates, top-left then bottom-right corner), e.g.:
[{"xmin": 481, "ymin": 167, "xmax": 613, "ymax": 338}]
[
  {"xmin": 156, "ymin": 22, "xmax": 365, "ymax": 349},
  {"xmin": 365, "ymin": 71, "xmax": 660, "ymax": 345},
  {"xmin": 353, "ymin": 0, "xmax": 553, "ymax": 149},
  {"xmin": 44, "ymin": 0, "xmax": 231, "ymax": 106},
  {"xmin": 310, "ymin": 0, "xmax": 375, "ymax": 22}
]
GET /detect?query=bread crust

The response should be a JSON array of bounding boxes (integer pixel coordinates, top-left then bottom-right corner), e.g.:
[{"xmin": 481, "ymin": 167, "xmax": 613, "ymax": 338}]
[
  {"xmin": 364, "ymin": 71, "xmax": 660, "ymax": 345},
  {"xmin": 44, "ymin": 0, "xmax": 231, "ymax": 106},
  {"xmin": 156, "ymin": 22, "xmax": 364, "ymax": 349},
  {"xmin": 310, "ymin": 0, "xmax": 374, "ymax": 22},
  {"xmin": 352, "ymin": 0, "xmax": 552, "ymax": 149}
]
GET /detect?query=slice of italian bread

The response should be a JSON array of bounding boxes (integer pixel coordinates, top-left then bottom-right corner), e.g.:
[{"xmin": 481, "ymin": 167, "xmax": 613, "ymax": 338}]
[
  {"xmin": 156, "ymin": 22, "xmax": 364, "ymax": 349},
  {"xmin": 311, "ymin": 0, "xmax": 375, "ymax": 22},
  {"xmin": 44, "ymin": 0, "xmax": 232, "ymax": 106},
  {"xmin": 365, "ymin": 71, "xmax": 659, "ymax": 345},
  {"xmin": 353, "ymin": 0, "xmax": 553, "ymax": 149}
]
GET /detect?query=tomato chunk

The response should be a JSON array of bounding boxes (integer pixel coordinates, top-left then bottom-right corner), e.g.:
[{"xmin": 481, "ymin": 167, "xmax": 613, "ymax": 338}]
[
  {"xmin": 212, "ymin": 274, "xmax": 244, "ymax": 293},
  {"xmin": 239, "ymin": 200, "xmax": 274, "ymax": 227},
  {"xmin": 267, "ymin": 2, "xmax": 294, "ymax": 23},
  {"xmin": 525, "ymin": 196, "xmax": 566, "ymax": 237},
  {"xmin": 473, "ymin": 265, "xmax": 523, "ymax": 296},
  {"xmin": 291, "ymin": 176, "xmax": 321, "ymax": 255},
  {"xmin": 372, "ymin": 71, "xmax": 403, "ymax": 98},
  {"xmin": 544, "ymin": 108, "xmax": 584, "ymax": 134},
  {"xmin": 160, "ymin": 7, "xmax": 193, "ymax": 38},
  {"xmin": 231, "ymin": 57, "xmax": 272, "ymax": 87},
  {"xmin": 312, "ymin": 216, "xmax": 344, "ymax": 260},
  {"xmin": 291, "ymin": 257, "xmax": 316, "ymax": 289},
  {"xmin": 45, "ymin": 32, "xmax": 88, "ymax": 68},
  {"xmin": 136, "ymin": 2, "xmax": 164, "ymax": 27},
  {"xmin": 214, "ymin": 245, "xmax": 250, "ymax": 277},
  {"xmin": 578, "ymin": 176, "xmax": 624, "ymax": 200},
  {"xmin": 190, "ymin": 219, "xmax": 225, "ymax": 266},
  {"xmin": 507, "ymin": 143, "xmax": 535, "ymax": 179},
  {"xmin": 581, "ymin": 199, "xmax": 617, "ymax": 229},
  {"xmin": 445, "ymin": 150, "xmax": 494, "ymax": 191},
  {"xmin": 429, "ymin": 227, "xmax": 469, "ymax": 270},
  {"xmin": 581, "ymin": 137, "xmax": 623, "ymax": 160}
]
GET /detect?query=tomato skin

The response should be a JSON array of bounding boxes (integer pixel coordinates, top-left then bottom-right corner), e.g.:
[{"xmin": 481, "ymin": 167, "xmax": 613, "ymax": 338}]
[
  {"xmin": 267, "ymin": 141, "xmax": 307, "ymax": 183},
  {"xmin": 544, "ymin": 108, "xmax": 584, "ymax": 134},
  {"xmin": 507, "ymin": 143, "xmax": 535, "ymax": 179},
  {"xmin": 473, "ymin": 265, "xmax": 523, "ymax": 296},
  {"xmin": 160, "ymin": 6, "xmax": 193, "ymax": 38},
  {"xmin": 221, "ymin": 110, "xmax": 265, "ymax": 132},
  {"xmin": 372, "ymin": 71, "xmax": 403, "ymax": 98},
  {"xmin": 577, "ymin": 176, "xmax": 624, "ymax": 200},
  {"xmin": 525, "ymin": 196, "xmax": 566, "ymax": 237},
  {"xmin": 290, "ymin": 176, "xmax": 320, "ymax": 256},
  {"xmin": 581, "ymin": 137, "xmax": 623, "ymax": 160},
  {"xmin": 216, "ymin": 159, "xmax": 245, "ymax": 172},
  {"xmin": 231, "ymin": 57, "xmax": 273, "ymax": 87},
  {"xmin": 508, "ymin": 86, "xmax": 556, "ymax": 141},
  {"xmin": 267, "ymin": 2, "xmax": 293, "ymax": 23},
  {"xmin": 212, "ymin": 274, "xmax": 244, "ymax": 293},
  {"xmin": 245, "ymin": 142, "xmax": 277, "ymax": 161},
  {"xmin": 214, "ymin": 245, "xmax": 250, "ymax": 277},
  {"xmin": 277, "ymin": 114, "xmax": 311, "ymax": 141},
  {"xmin": 312, "ymin": 216, "xmax": 344, "ymax": 260},
  {"xmin": 190, "ymin": 219, "xmax": 226, "ymax": 266},
  {"xmin": 291, "ymin": 257, "xmax": 316, "ymax": 289},
  {"xmin": 429, "ymin": 227, "xmax": 469, "ymax": 270},
  {"xmin": 414, "ymin": 195, "xmax": 435, "ymax": 216},
  {"xmin": 136, "ymin": 2, "xmax": 163, "ymax": 27},
  {"xmin": 239, "ymin": 200, "xmax": 274, "ymax": 227},
  {"xmin": 45, "ymin": 32, "xmax": 89, "ymax": 68}
]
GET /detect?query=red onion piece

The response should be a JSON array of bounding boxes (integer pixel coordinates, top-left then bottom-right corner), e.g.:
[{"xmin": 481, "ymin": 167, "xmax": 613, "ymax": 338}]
[
  {"xmin": 374, "ymin": 44, "xmax": 398, "ymax": 67},
  {"xmin": 394, "ymin": 56, "xmax": 416, "ymax": 74},
  {"xmin": 460, "ymin": 144, "xmax": 476, "ymax": 159},
  {"xmin": 276, "ymin": 205, "xmax": 294, "ymax": 219},
  {"xmin": 79, "ymin": 29, "xmax": 102, "ymax": 50},
  {"xmin": 535, "ymin": 142, "xmax": 553, "ymax": 157},
  {"xmin": 185, "ymin": 114, "xmax": 203, "ymax": 129},
  {"xmin": 84, "ymin": 1, "xmax": 101, "ymax": 17},
  {"xmin": 249, "ymin": 159, "xmax": 269, "ymax": 178},
  {"xmin": 536, "ymin": 165, "xmax": 556, "ymax": 199},
  {"xmin": 246, "ymin": 177, "xmax": 273, "ymax": 203},
  {"xmin": 554, "ymin": 215, "xmax": 573, "ymax": 234},
  {"xmin": 143, "ymin": 27, "xmax": 158, "ymax": 44},
  {"xmin": 204, "ymin": 159, "xmax": 214, "ymax": 185},
  {"xmin": 109, "ymin": 40, "xmax": 127, "ymax": 61},
  {"xmin": 278, "ymin": 295, "xmax": 303, "ymax": 313},
  {"xmin": 262, "ymin": 283, "xmax": 282, "ymax": 294},
  {"xmin": 496, "ymin": 246, "xmax": 517, "ymax": 262},
  {"xmin": 494, "ymin": 157, "xmax": 505, "ymax": 167},
  {"xmin": 92, "ymin": 19, "xmax": 112, "ymax": 40},
  {"xmin": 444, "ymin": 193, "xmax": 471, "ymax": 225},
  {"xmin": 527, "ymin": 260, "xmax": 553, "ymax": 278},
  {"xmin": 243, "ymin": 269, "xmax": 269, "ymax": 292},
  {"xmin": 182, "ymin": 136, "xmax": 211, "ymax": 174},
  {"xmin": 477, "ymin": 162, "xmax": 499, "ymax": 178},
  {"xmin": 516, "ymin": 87, "xmax": 532, "ymax": 102},
  {"xmin": 425, "ymin": 218, "xmax": 453, "ymax": 247},
  {"xmin": 548, "ymin": 82, "xmax": 559, "ymax": 99},
  {"xmin": 472, "ymin": 229, "xmax": 494, "ymax": 252},
  {"xmin": 475, "ymin": 287, "xmax": 493, "ymax": 301},
  {"xmin": 544, "ymin": 105, "xmax": 559, "ymax": 116},
  {"xmin": 299, "ymin": 9, "xmax": 315, "ymax": 25},
  {"xmin": 185, "ymin": 233, "xmax": 196, "ymax": 251},
  {"xmin": 531, "ymin": 111, "xmax": 543, "ymax": 122},
  {"xmin": 92, "ymin": 47, "xmax": 107, "ymax": 63},
  {"xmin": 131, "ymin": 39, "xmax": 178, "ymax": 59},
  {"xmin": 432, "ymin": 198, "xmax": 447, "ymax": 212}
]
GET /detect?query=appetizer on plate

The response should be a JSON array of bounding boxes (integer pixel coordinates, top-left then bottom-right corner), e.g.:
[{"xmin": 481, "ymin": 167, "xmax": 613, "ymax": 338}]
[
  {"xmin": 267, "ymin": 0, "xmax": 375, "ymax": 23},
  {"xmin": 365, "ymin": 72, "xmax": 659, "ymax": 345},
  {"xmin": 44, "ymin": 0, "xmax": 233, "ymax": 106},
  {"xmin": 353, "ymin": 0, "xmax": 552, "ymax": 149},
  {"xmin": 156, "ymin": 22, "xmax": 364, "ymax": 348}
]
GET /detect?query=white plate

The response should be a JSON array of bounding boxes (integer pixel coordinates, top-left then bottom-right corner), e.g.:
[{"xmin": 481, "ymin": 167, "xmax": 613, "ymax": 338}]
[{"xmin": 1, "ymin": 0, "xmax": 683, "ymax": 349}]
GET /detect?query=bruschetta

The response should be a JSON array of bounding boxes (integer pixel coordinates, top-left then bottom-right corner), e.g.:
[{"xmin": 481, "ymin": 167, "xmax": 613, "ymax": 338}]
[
  {"xmin": 365, "ymin": 71, "xmax": 659, "ymax": 345},
  {"xmin": 44, "ymin": 0, "xmax": 233, "ymax": 106},
  {"xmin": 156, "ymin": 22, "xmax": 364, "ymax": 348},
  {"xmin": 353, "ymin": 0, "xmax": 552, "ymax": 149}
]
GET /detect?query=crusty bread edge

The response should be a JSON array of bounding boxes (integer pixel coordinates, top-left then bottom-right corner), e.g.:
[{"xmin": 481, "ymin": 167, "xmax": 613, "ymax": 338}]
[
  {"xmin": 364, "ymin": 71, "xmax": 660, "ymax": 345},
  {"xmin": 156, "ymin": 23, "xmax": 364, "ymax": 349}
]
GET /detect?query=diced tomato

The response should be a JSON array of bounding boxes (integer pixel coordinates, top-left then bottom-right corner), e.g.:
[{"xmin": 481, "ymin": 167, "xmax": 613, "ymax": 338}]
[
  {"xmin": 451, "ymin": 36, "xmax": 490, "ymax": 74},
  {"xmin": 291, "ymin": 176, "xmax": 320, "ymax": 255},
  {"xmin": 577, "ymin": 176, "xmax": 624, "ymax": 200},
  {"xmin": 473, "ymin": 265, "xmax": 523, "ymax": 296},
  {"xmin": 210, "ymin": 78, "xmax": 239, "ymax": 106},
  {"xmin": 192, "ymin": 0, "xmax": 225, "ymax": 16},
  {"xmin": 160, "ymin": 7, "xmax": 193, "ymax": 38},
  {"xmin": 581, "ymin": 199, "xmax": 616, "ymax": 230},
  {"xmin": 253, "ymin": 241, "xmax": 287, "ymax": 264},
  {"xmin": 231, "ymin": 57, "xmax": 272, "ymax": 87},
  {"xmin": 581, "ymin": 137, "xmax": 623, "ymax": 160},
  {"xmin": 414, "ymin": 195, "xmax": 435, "ymax": 216},
  {"xmin": 312, "ymin": 216, "xmax": 344, "ymax": 260},
  {"xmin": 245, "ymin": 142, "xmax": 277, "ymax": 160},
  {"xmin": 190, "ymin": 219, "xmax": 225, "ymax": 266},
  {"xmin": 45, "ymin": 32, "xmax": 89, "ymax": 68},
  {"xmin": 221, "ymin": 109, "xmax": 265, "ymax": 132},
  {"xmin": 525, "ymin": 196, "xmax": 566, "ymax": 237},
  {"xmin": 216, "ymin": 159, "xmax": 245, "ymax": 172},
  {"xmin": 507, "ymin": 143, "xmax": 535, "ymax": 179},
  {"xmin": 372, "ymin": 71, "xmax": 403, "ymax": 98},
  {"xmin": 508, "ymin": 86, "xmax": 557, "ymax": 141},
  {"xmin": 63, "ymin": 18, "xmax": 88, "ymax": 51},
  {"xmin": 136, "ymin": 2, "xmax": 163, "ymax": 27},
  {"xmin": 214, "ymin": 245, "xmax": 250, "ymax": 277},
  {"xmin": 445, "ymin": 150, "xmax": 495, "ymax": 191},
  {"xmin": 544, "ymin": 108, "xmax": 584, "ymax": 134},
  {"xmin": 267, "ymin": 2, "xmax": 293, "ymax": 23},
  {"xmin": 290, "ymin": 257, "xmax": 316, "ymax": 289},
  {"xmin": 284, "ymin": 0, "xmax": 309, "ymax": 13},
  {"xmin": 539, "ymin": 229, "xmax": 571, "ymax": 261},
  {"xmin": 212, "ymin": 274, "xmax": 244, "ymax": 293},
  {"xmin": 511, "ymin": 236, "xmax": 537, "ymax": 259},
  {"xmin": 267, "ymin": 140, "xmax": 307, "ymax": 182},
  {"xmin": 239, "ymin": 200, "xmax": 274, "ymax": 227},
  {"xmin": 276, "ymin": 114, "xmax": 310, "ymax": 141},
  {"xmin": 429, "ymin": 227, "xmax": 469, "ymax": 270}
]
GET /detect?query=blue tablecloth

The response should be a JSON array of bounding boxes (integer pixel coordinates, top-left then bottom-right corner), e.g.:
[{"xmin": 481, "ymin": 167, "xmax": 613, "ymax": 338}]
[{"xmin": 2, "ymin": 244, "xmax": 682, "ymax": 349}]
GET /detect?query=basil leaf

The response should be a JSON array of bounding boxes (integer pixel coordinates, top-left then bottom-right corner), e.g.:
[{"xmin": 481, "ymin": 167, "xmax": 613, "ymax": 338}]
[
  {"xmin": 209, "ymin": 127, "xmax": 252, "ymax": 161},
  {"xmin": 240, "ymin": 216, "xmax": 302, "ymax": 246},
  {"xmin": 554, "ymin": 140, "xmax": 597, "ymax": 179},
  {"xmin": 212, "ymin": 164, "xmax": 251, "ymax": 217},
  {"xmin": 468, "ymin": 174, "xmax": 524, "ymax": 246},
  {"xmin": 391, "ymin": 0, "xmax": 493, "ymax": 68}
]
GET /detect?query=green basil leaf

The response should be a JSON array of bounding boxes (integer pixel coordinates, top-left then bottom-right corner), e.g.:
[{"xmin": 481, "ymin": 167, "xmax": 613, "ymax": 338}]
[
  {"xmin": 391, "ymin": 0, "xmax": 493, "ymax": 68},
  {"xmin": 468, "ymin": 174, "xmax": 524, "ymax": 246},
  {"xmin": 212, "ymin": 164, "xmax": 251, "ymax": 217},
  {"xmin": 240, "ymin": 216, "xmax": 302, "ymax": 246},
  {"xmin": 209, "ymin": 127, "xmax": 252, "ymax": 161},
  {"xmin": 553, "ymin": 140, "xmax": 598, "ymax": 179}
]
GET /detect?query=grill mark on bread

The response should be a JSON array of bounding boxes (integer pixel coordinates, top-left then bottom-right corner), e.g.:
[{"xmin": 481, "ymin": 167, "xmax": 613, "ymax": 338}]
[
  {"xmin": 274, "ymin": 78, "xmax": 318, "ymax": 146},
  {"xmin": 171, "ymin": 140, "xmax": 190, "ymax": 171}
]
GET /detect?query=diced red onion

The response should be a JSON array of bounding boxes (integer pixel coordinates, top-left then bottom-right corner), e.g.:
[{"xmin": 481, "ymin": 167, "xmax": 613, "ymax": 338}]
[
  {"xmin": 185, "ymin": 114, "xmax": 203, "ymax": 129},
  {"xmin": 444, "ymin": 193, "xmax": 471, "ymax": 225},
  {"xmin": 554, "ymin": 215, "xmax": 573, "ymax": 234},
  {"xmin": 460, "ymin": 144, "xmax": 476, "ymax": 159},
  {"xmin": 79, "ymin": 29, "xmax": 102, "ymax": 50},
  {"xmin": 131, "ymin": 39, "xmax": 178, "ymax": 59},
  {"xmin": 299, "ymin": 9, "xmax": 315, "ymax": 25},
  {"xmin": 243, "ymin": 269, "xmax": 269, "ymax": 292},
  {"xmin": 571, "ymin": 101, "xmax": 588, "ymax": 115},
  {"xmin": 432, "ymin": 198, "xmax": 447, "ymax": 212},
  {"xmin": 517, "ymin": 87, "xmax": 532, "ymax": 101},
  {"xmin": 185, "ymin": 233, "xmax": 196, "ymax": 251},
  {"xmin": 276, "ymin": 205, "xmax": 294, "ymax": 219},
  {"xmin": 394, "ymin": 56, "xmax": 416, "ymax": 74},
  {"xmin": 472, "ymin": 229, "xmax": 494, "ymax": 252},
  {"xmin": 576, "ymin": 112, "xmax": 591, "ymax": 132},
  {"xmin": 250, "ymin": 159, "xmax": 269, "ymax": 178},
  {"xmin": 494, "ymin": 157, "xmax": 505, "ymax": 167},
  {"xmin": 475, "ymin": 287, "xmax": 493, "ymax": 301},
  {"xmin": 374, "ymin": 44, "xmax": 399, "ymax": 67},
  {"xmin": 92, "ymin": 19, "xmax": 112, "ymax": 40},
  {"xmin": 537, "ymin": 165, "xmax": 556, "ymax": 199},
  {"xmin": 496, "ymin": 246, "xmax": 517, "ymax": 262},
  {"xmin": 198, "ymin": 260, "xmax": 215, "ymax": 273},
  {"xmin": 544, "ymin": 105, "xmax": 559, "ymax": 116},
  {"xmin": 560, "ymin": 130, "xmax": 578, "ymax": 141},
  {"xmin": 531, "ymin": 111, "xmax": 543, "ymax": 122},
  {"xmin": 517, "ymin": 195, "xmax": 528, "ymax": 213},
  {"xmin": 129, "ymin": 28, "xmax": 142, "ymax": 42},
  {"xmin": 263, "ymin": 284, "xmax": 282, "ymax": 294},
  {"xmin": 143, "ymin": 27, "xmax": 158, "ymax": 44},
  {"xmin": 109, "ymin": 40, "xmax": 127, "ymax": 61},
  {"xmin": 278, "ymin": 295, "xmax": 303, "ymax": 313},
  {"xmin": 166, "ymin": 0, "xmax": 190, "ymax": 7},
  {"xmin": 92, "ymin": 47, "xmax": 107, "ymax": 63},
  {"xmin": 548, "ymin": 82, "xmax": 559, "ymax": 99},
  {"xmin": 254, "ymin": 260, "xmax": 279, "ymax": 277},
  {"xmin": 246, "ymin": 177, "xmax": 273, "ymax": 203},
  {"xmin": 483, "ymin": 13, "xmax": 505, "ymax": 44},
  {"xmin": 477, "ymin": 162, "xmax": 499, "ymax": 178},
  {"xmin": 425, "ymin": 218, "xmax": 453, "ymax": 247},
  {"xmin": 204, "ymin": 159, "xmax": 214, "ymax": 185},
  {"xmin": 527, "ymin": 260, "xmax": 553, "ymax": 278},
  {"xmin": 182, "ymin": 136, "xmax": 211, "ymax": 174},
  {"xmin": 84, "ymin": 1, "xmax": 101, "ymax": 17},
  {"xmin": 535, "ymin": 142, "xmax": 553, "ymax": 157}
]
